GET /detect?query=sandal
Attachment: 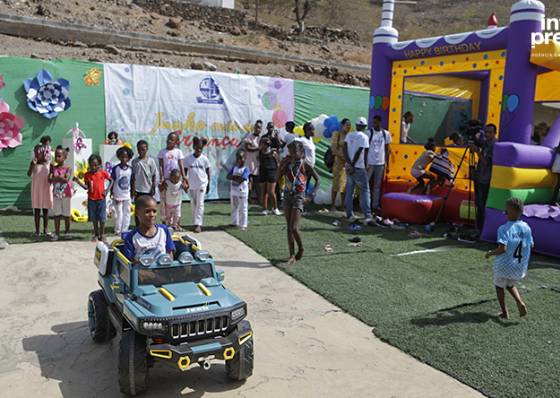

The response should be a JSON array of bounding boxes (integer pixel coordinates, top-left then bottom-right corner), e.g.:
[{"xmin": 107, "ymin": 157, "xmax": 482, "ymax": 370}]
[
  {"xmin": 65, "ymin": 233, "xmax": 72, "ymax": 240},
  {"xmin": 100, "ymin": 236, "xmax": 108, "ymax": 242},
  {"xmin": 324, "ymin": 244, "xmax": 333, "ymax": 252},
  {"xmin": 349, "ymin": 224, "xmax": 362, "ymax": 231},
  {"xmin": 30, "ymin": 233, "xmax": 40, "ymax": 237},
  {"xmin": 50, "ymin": 234, "xmax": 59, "ymax": 241},
  {"xmin": 91, "ymin": 236, "xmax": 99, "ymax": 242}
]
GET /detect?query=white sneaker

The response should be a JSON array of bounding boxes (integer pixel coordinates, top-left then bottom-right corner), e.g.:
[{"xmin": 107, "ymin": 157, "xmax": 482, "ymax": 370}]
[
  {"xmin": 348, "ymin": 214, "xmax": 359, "ymax": 220},
  {"xmin": 273, "ymin": 208, "xmax": 281, "ymax": 216},
  {"xmin": 262, "ymin": 210, "xmax": 269, "ymax": 216}
]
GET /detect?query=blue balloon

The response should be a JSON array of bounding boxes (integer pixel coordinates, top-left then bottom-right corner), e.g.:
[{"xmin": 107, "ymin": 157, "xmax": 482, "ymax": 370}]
[
  {"xmin": 507, "ymin": 94, "xmax": 519, "ymax": 112},
  {"xmin": 328, "ymin": 125, "xmax": 337, "ymax": 134},
  {"xmin": 324, "ymin": 118, "xmax": 333, "ymax": 128},
  {"xmin": 323, "ymin": 130, "xmax": 333, "ymax": 139},
  {"xmin": 336, "ymin": 121, "xmax": 342, "ymax": 131},
  {"xmin": 329, "ymin": 116, "xmax": 338, "ymax": 126},
  {"xmin": 306, "ymin": 182, "xmax": 315, "ymax": 196}
]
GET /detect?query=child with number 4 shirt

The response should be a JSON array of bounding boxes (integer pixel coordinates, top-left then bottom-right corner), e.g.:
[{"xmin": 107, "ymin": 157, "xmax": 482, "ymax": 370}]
[{"xmin": 485, "ymin": 198, "xmax": 534, "ymax": 319}]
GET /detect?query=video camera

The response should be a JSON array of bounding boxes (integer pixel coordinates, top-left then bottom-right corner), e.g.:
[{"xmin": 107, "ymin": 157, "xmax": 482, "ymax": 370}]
[{"xmin": 459, "ymin": 116, "xmax": 484, "ymax": 146}]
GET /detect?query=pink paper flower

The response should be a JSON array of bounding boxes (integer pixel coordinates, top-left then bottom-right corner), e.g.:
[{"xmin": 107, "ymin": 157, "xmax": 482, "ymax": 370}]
[
  {"xmin": 0, "ymin": 75, "xmax": 5, "ymax": 90},
  {"xmin": 0, "ymin": 100, "xmax": 25, "ymax": 151}
]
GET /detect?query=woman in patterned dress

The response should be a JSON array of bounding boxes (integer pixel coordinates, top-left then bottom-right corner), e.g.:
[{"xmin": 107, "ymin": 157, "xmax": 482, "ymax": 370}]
[{"xmin": 330, "ymin": 118, "xmax": 350, "ymax": 213}]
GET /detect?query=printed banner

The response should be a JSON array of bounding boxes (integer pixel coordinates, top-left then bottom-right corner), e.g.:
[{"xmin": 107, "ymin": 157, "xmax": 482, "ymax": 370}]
[{"xmin": 104, "ymin": 64, "xmax": 294, "ymax": 199}]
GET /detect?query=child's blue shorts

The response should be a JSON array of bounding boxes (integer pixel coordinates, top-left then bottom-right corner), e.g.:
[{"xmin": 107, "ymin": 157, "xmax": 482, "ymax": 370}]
[{"xmin": 88, "ymin": 198, "xmax": 107, "ymax": 222}]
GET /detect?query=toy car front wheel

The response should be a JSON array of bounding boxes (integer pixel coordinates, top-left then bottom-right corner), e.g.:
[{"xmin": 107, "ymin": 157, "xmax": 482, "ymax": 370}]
[
  {"xmin": 226, "ymin": 337, "xmax": 254, "ymax": 380},
  {"xmin": 118, "ymin": 330, "xmax": 149, "ymax": 396},
  {"xmin": 88, "ymin": 290, "xmax": 117, "ymax": 343}
]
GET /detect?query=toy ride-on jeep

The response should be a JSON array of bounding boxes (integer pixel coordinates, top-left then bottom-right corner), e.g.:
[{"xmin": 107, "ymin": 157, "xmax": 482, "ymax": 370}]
[{"xmin": 89, "ymin": 234, "xmax": 254, "ymax": 396}]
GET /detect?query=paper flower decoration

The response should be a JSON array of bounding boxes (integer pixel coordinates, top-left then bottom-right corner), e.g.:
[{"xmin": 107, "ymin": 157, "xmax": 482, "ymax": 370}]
[
  {"xmin": 24, "ymin": 69, "xmax": 71, "ymax": 119},
  {"xmin": 0, "ymin": 75, "xmax": 5, "ymax": 91},
  {"xmin": 74, "ymin": 159, "xmax": 89, "ymax": 183},
  {"xmin": 85, "ymin": 68, "xmax": 103, "ymax": 87},
  {"xmin": 74, "ymin": 136, "xmax": 86, "ymax": 155},
  {"xmin": 0, "ymin": 99, "xmax": 25, "ymax": 151}
]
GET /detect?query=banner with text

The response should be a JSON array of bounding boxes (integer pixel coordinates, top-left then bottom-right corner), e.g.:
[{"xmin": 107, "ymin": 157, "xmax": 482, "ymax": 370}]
[{"xmin": 104, "ymin": 64, "xmax": 294, "ymax": 199}]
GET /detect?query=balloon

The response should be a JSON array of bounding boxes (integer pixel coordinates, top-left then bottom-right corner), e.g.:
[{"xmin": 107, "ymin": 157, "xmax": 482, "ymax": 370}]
[
  {"xmin": 324, "ymin": 118, "xmax": 333, "ymax": 128},
  {"xmin": 501, "ymin": 94, "xmax": 509, "ymax": 112},
  {"xmin": 330, "ymin": 115, "xmax": 338, "ymax": 125},
  {"xmin": 261, "ymin": 92, "xmax": 273, "ymax": 110},
  {"xmin": 315, "ymin": 122, "xmax": 326, "ymax": 135},
  {"xmin": 382, "ymin": 96, "xmax": 390, "ymax": 111},
  {"xmin": 323, "ymin": 129, "xmax": 333, "ymax": 139},
  {"xmin": 314, "ymin": 189, "xmax": 326, "ymax": 205},
  {"xmin": 336, "ymin": 121, "xmax": 342, "ymax": 131},
  {"xmin": 294, "ymin": 126, "xmax": 304, "ymax": 136},
  {"xmin": 273, "ymin": 110, "xmax": 288, "ymax": 128},
  {"xmin": 374, "ymin": 96, "xmax": 383, "ymax": 110},
  {"xmin": 318, "ymin": 114, "xmax": 329, "ymax": 123},
  {"xmin": 507, "ymin": 94, "xmax": 519, "ymax": 112},
  {"xmin": 326, "ymin": 185, "xmax": 333, "ymax": 197},
  {"xmin": 335, "ymin": 193, "xmax": 342, "ymax": 207},
  {"xmin": 370, "ymin": 96, "xmax": 375, "ymax": 110}
]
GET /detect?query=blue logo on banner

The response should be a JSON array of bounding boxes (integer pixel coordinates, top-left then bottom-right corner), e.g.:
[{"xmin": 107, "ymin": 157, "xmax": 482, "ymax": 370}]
[{"xmin": 197, "ymin": 77, "xmax": 224, "ymax": 104}]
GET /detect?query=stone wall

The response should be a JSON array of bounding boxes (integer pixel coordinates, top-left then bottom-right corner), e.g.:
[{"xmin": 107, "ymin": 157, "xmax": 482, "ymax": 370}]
[{"xmin": 133, "ymin": 0, "xmax": 361, "ymax": 45}]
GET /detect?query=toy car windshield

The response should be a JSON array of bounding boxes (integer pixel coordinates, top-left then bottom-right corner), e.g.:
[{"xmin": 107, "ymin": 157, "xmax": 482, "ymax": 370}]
[{"xmin": 138, "ymin": 263, "xmax": 214, "ymax": 287}]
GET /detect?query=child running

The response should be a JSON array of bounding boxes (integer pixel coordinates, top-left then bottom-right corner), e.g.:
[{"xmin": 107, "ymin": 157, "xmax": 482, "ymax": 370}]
[
  {"xmin": 111, "ymin": 146, "xmax": 135, "ymax": 235},
  {"xmin": 28, "ymin": 144, "xmax": 53, "ymax": 237},
  {"xmin": 277, "ymin": 141, "xmax": 321, "ymax": 264},
  {"xmin": 158, "ymin": 131, "xmax": 187, "ymax": 226},
  {"xmin": 132, "ymin": 140, "xmax": 157, "ymax": 227},
  {"xmin": 258, "ymin": 136, "xmax": 281, "ymax": 216},
  {"xmin": 48, "ymin": 146, "xmax": 72, "ymax": 241},
  {"xmin": 184, "ymin": 137, "xmax": 211, "ymax": 233},
  {"xmin": 407, "ymin": 137, "xmax": 442, "ymax": 195},
  {"xmin": 227, "ymin": 149, "xmax": 250, "ymax": 230},
  {"xmin": 485, "ymin": 198, "xmax": 534, "ymax": 319},
  {"xmin": 73, "ymin": 154, "xmax": 114, "ymax": 242},
  {"xmin": 165, "ymin": 169, "xmax": 184, "ymax": 231}
]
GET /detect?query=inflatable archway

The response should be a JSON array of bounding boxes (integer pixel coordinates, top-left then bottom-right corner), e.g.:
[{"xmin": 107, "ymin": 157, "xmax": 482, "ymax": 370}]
[{"xmin": 370, "ymin": 0, "xmax": 560, "ymax": 258}]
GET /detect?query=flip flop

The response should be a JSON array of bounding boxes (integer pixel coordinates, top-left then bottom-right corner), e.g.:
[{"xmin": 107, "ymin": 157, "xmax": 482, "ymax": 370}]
[
  {"xmin": 91, "ymin": 236, "xmax": 99, "ymax": 242},
  {"xmin": 348, "ymin": 242, "xmax": 363, "ymax": 247},
  {"xmin": 324, "ymin": 244, "xmax": 333, "ymax": 252},
  {"xmin": 50, "ymin": 235, "xmax": 59, "ymax": 242},
  {"xmin": 349, "ymin": 224, "xmax": 362, "ymax": 231},
  {"xmin": 65, "ymin": 233, "xmax": 72, "ymax": 240},
  {"xmin": 101, "ymin": 236, "xmax": 108, "ymax": 242},
  {"xmin": 30, "ymin": 233, "xmax": 40, "ymax": 238},
  {"xmin": 318, "ymin": 208, "xmax": 329, "ymax": 213}
]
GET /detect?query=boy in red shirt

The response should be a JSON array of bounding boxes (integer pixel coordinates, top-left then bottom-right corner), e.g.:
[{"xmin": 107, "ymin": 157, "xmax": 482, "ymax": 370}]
[{"xmin": 73, "ymin": 154, "xmax": 113, "ymax": 242}]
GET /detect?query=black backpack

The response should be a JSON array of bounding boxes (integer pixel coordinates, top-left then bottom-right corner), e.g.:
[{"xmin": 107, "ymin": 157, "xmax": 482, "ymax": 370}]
[{"xmin": 324, "ymin": 146, "xmax": 335, "ymax": 172}]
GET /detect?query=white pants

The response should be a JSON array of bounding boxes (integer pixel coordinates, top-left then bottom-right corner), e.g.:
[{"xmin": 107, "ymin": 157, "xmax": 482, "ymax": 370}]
[
  {"xmin": 113, "ymin": 198, "xmax": 131, "ymax": 233},
  {"xmin": 230, "ymin": 195, "xmax": 248, "ymax": 228},
  {"xmin": 190, "ymin": 189, "xmax": 206, "ymax": 226}
]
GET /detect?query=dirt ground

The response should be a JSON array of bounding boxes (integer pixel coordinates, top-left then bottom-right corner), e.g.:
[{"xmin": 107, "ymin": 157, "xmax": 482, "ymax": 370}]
[{"xmin": 0, "ymin": 0, "xmax": 372, "ymax": 85}]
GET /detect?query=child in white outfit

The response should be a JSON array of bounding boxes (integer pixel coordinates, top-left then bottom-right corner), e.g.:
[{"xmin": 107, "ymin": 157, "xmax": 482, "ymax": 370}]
[
  {"xmin": 111, "ymin": 146, "xmax": 135, "ymax": 234},
  {"xmin": 165, "ymin": 169, "xmax": 183, "ymax": 231},
  {"xmin": 184, "ymin": 137, "xmax": 211, "ymax": 233},
  {"xmin": 227, "ymin": 149, "xmax": 250, "ymax": 231}
]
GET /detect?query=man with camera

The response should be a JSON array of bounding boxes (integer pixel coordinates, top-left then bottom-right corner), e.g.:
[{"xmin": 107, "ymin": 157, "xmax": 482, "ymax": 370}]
[{"xmin": 469, "ymin": 123, "xmax": 498, "ymax": 234}]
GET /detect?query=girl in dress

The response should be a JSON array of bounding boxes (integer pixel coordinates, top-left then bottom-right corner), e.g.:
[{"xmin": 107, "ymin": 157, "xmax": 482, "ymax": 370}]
[
  {"xmin": 48, "ymin": 146, "xmax": 73, "ymax": 241},
  {"xmin": 27, "ymin": 144, "xmax": 53, "ymax": 237}
]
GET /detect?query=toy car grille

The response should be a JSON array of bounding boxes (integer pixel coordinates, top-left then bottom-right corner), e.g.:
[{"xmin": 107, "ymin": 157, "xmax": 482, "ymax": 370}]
[{"xmin": 170, "ymin": 315, "xmax": 229, "ymax": 338}]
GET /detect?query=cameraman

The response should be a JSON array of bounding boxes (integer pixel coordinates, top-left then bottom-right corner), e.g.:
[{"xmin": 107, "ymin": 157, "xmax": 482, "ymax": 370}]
[{"xmin": 469, "ymin": 124, "xmax": 497, "ymax": 234}]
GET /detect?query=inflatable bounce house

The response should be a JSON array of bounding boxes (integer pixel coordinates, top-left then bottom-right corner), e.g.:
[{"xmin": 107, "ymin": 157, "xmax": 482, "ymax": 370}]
[{"xmin": 369, "ymin": 0, "xmax": 560, "ymax": 258}]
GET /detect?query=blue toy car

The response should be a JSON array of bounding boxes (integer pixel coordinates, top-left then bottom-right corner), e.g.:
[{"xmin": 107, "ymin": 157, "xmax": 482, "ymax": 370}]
[{"xmin": 90, "ymin": 234, "xmax": 254, "ymax": 396}]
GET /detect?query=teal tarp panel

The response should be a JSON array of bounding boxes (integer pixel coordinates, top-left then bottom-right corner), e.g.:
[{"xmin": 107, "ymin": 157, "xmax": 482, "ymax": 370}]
[
  {"xmin": 293, "ymin": 80, "xmax": 370, "ymax": 189},
  {"xmin": 0, "ymin": 58, "xmax": 105, "ymax": 208}
]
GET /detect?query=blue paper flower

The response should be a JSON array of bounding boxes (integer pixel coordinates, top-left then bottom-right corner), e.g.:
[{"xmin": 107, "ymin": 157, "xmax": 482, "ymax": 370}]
[{"xmin": 24, "ymin": 69, "xmax": 71, "ymax": 119}]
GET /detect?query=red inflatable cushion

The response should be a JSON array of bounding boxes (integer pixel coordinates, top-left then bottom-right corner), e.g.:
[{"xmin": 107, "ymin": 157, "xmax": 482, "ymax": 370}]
[{"xmin": 381, "ymin": 192, "xmax": 444, "ymax": 224}]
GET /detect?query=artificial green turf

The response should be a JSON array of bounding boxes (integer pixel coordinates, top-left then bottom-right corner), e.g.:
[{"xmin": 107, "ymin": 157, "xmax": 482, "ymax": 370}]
[{"xmin": 2, "ymin": 200, "xmax": 560, "ymax": 397}]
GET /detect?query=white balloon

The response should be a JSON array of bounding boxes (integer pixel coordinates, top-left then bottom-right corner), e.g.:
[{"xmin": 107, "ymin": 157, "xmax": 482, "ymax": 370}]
[
  {"xmin": 318, "ymin": 114, "xmax": 329, "ymax": 123},
  {"xmin": 316, "ymin": 122, "xmax": 326, "ymax": 135},
  {"xmin": 326, "ymin": 185, "xmax": 333, "ymax": 196},
  {"xmin": 335, "ymin": 193, "xmax": 342, "ymax": 207},
  {"xmin": 322, "ymin": 190, "xmax": 332, "ymax": 205},
  {"xmin": 314, "ymin": 192, "xmax": 325, "ymax": 205}
]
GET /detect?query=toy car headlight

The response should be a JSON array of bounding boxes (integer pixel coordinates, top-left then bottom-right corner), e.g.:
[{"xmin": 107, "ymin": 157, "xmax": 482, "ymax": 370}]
[
  {"xmin": 231, "ymin": 306, "xmax": 245, "ymax": 321},
  {"xmin": 178, "ymin": 252, "xmax": 194, "ymax": 264},
  {"xmin": 156, "ymin": 253, "xmax": 173, "ymax": 266},
  {"xmin": 142, "ymin": 321, "xmax": 166, "ymax": 332},
  {"xmin": 195, "ymin": 250, "xmax": 210, "ymax": 261},
  {"xmin": 137, "ymin": 255, "xmax": 155, "ymax": 267}
]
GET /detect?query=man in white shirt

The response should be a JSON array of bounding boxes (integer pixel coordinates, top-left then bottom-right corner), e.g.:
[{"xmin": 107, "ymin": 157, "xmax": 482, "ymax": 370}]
[
  {"xmin": 366, "ymin": 115, "xmax": 392, "ymax": 211},
  {"xmin": 343, "ymin": 117, "xmax": 372, "ymax": 220}
]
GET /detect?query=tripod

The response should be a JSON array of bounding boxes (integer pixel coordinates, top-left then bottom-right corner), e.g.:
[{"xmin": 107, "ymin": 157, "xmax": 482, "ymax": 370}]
[{"xmin": 433, "ymin": 144, "xmax": 477, "ymax": 229}]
